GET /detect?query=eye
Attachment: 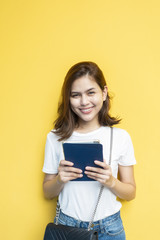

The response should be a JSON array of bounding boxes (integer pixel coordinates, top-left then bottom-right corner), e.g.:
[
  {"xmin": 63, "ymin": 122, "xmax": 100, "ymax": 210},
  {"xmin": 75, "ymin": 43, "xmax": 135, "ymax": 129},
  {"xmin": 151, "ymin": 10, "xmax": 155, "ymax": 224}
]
[
  {"xmin": 71, "ymin": 93, "xmax": 80, "ymax": 98},
  {"xmin": 88, "ymin": 91, "xmax": 95, "ymax": 95}
]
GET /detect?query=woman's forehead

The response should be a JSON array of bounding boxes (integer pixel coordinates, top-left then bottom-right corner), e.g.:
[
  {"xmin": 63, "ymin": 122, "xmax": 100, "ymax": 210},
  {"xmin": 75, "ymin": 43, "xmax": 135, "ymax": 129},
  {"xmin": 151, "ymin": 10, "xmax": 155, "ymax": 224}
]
[{"xmin": 71, "ymin": 75, "xmax": 99, "ymax": 91}]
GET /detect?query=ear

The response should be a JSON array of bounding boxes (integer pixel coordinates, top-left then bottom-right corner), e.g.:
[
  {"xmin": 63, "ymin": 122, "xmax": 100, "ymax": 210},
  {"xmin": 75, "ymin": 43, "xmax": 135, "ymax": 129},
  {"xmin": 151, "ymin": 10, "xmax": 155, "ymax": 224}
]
[{"xmin": 102, "ymin": 86, "xmax": 108, "ymax": 101}]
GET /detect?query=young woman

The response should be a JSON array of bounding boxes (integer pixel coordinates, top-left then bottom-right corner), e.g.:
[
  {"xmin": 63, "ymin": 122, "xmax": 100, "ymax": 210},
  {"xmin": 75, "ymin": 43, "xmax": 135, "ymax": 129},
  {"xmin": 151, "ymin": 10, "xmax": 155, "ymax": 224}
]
[{"xmin": 43, "ymin": 61, "xmax": 136, "ymax": 240}]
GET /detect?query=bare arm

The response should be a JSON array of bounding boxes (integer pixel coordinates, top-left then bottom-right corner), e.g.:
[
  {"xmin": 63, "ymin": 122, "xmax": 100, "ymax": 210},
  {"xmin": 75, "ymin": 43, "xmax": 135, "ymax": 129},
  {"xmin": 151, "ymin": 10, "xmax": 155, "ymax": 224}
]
[
  {"xmin": 108, "ymin": 165, "xmax": 136, "ymax": 201},
  {"xmin": 43, "ymin": 160, "xmax": 83, "ymax": 199},
  {"xmin": 43, "ymin": 173, "xmax": 64, "ymax": 200},
  {"xmin": 85, "ymin": 161, "xmax": 136, "ymax": 201}
]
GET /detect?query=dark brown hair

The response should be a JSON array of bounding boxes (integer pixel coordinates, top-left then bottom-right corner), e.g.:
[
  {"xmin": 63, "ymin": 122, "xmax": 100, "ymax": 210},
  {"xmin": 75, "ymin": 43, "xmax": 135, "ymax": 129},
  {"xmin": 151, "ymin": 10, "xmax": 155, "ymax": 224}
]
[{"xmin": 53, "ymin": 61, "xmax": 121, "ymax": 141}]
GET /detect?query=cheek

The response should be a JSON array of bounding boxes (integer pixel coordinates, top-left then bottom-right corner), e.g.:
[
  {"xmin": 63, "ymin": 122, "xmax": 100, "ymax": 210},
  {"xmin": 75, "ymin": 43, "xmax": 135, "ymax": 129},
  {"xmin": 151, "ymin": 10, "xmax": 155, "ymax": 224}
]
[
  {"xmin": 70, "ymin": 99, "xmax": 79, "ymax": 108},
  {"xmin": 93, "ymin": 95, "xmax": 104, "ymax": 106}
]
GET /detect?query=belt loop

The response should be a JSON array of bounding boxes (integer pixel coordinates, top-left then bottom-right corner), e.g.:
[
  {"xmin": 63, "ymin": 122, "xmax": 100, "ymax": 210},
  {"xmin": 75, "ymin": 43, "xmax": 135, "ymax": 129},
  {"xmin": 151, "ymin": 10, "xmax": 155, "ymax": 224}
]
[
  {"xmin": 99, "ymin": 219, "xmax": 103, "ymax": 230},
  {"xmin": 76, "ymin": 220, "xmax": 81, "ymax": 228},
  {"xmin": 99, "ymin": 219, "xmax": 105, "ymax": 233}
]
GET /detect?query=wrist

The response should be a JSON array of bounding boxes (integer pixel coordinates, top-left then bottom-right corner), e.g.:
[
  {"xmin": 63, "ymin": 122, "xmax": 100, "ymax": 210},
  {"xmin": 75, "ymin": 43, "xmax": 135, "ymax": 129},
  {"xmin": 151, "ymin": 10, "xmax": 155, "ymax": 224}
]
[
  {"xmin": 107, "ymin": 177, "xmax": 116, "ymax": 189},
  {"xmin": 56, "ymin": 175, "xmax": 64, "ymax": 186}
]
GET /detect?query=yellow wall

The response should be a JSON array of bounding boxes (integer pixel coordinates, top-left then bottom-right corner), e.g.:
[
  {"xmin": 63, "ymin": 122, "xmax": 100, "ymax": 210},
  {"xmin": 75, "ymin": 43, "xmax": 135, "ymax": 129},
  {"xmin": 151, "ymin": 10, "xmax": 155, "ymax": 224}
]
[{"xmin": 1, "ymin": 0, "xmax": 160, "ymax": 239}]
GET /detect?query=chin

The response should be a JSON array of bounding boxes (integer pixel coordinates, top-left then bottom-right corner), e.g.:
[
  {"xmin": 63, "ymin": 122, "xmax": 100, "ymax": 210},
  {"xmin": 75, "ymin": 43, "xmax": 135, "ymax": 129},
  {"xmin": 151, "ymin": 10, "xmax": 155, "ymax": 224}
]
[{"xmin": 80, "ymin": 115, "xmax": 96, "ymax": 122}]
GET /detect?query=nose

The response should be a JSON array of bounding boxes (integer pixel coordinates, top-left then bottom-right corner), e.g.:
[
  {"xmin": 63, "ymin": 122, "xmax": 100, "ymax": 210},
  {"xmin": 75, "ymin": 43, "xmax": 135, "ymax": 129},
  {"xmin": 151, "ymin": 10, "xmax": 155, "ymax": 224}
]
[{"xmin": 80, "ymin": 94, "xmax": 89, "ymax": 106}]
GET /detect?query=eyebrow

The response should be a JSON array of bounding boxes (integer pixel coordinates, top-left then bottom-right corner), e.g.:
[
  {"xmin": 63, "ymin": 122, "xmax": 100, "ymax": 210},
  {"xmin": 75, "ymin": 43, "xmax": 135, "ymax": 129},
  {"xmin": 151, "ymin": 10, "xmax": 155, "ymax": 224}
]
[{"xmin": 71, "ymin": 88, "xmax": 96, "ymax": 94}]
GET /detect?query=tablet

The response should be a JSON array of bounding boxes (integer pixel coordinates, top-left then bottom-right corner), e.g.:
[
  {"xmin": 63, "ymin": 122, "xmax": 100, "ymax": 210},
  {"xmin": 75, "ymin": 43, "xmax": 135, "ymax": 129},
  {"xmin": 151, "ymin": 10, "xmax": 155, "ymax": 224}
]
[{"xmin": 62, "ymin": 142, "xmax": 103, "ymax": 181}]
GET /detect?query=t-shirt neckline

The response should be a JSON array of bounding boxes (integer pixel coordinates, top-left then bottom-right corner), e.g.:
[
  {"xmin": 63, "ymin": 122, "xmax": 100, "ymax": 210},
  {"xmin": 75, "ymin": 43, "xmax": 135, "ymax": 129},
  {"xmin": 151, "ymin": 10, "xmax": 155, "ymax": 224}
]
[{"xmin": 73, "ymin": 126, "xmax": 104, "ymax": 136}]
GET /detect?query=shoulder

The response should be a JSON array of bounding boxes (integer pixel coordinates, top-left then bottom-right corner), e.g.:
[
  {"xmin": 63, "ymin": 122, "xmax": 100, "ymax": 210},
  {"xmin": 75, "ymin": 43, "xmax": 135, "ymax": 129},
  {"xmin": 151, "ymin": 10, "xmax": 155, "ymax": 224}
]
[
  {"xmin": 100, "ymin": 126, "xmax": 130, "ymax": 137},
  {"xmin": 46, "ymin": 129, "xmax": 61, "ymax": 146},
  {"xmin": 112, "ymin": 127, "xmax": 133, "ymax": 144},
  {"xmin": 112, "ymin": 127, "xmax": 130, "ymax": 137}
]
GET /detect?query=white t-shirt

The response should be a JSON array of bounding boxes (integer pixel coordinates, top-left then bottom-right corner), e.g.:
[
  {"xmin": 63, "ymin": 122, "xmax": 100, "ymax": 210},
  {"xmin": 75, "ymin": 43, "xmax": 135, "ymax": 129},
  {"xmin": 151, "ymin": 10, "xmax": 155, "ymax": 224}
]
[{"xmin": 42, "ymin": 126, "xmax": 136, "ymax": 221}]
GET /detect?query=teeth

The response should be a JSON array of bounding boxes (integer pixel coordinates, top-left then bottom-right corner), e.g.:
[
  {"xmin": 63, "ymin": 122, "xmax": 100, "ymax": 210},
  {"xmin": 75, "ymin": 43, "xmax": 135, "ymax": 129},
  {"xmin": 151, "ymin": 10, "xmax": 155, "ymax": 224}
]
[
  {"xmin": 80, "ymin": 108, "xmax": 92, "ymax": 113},
  {"xmin": 82, "ymin": 109, "xmax": 90, "ymax": 112}
]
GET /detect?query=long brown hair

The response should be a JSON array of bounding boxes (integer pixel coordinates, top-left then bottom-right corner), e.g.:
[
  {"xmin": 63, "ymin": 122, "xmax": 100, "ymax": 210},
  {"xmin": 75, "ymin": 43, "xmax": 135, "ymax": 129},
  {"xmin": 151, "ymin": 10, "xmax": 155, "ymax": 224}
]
[{"xmin": 53, "ymin": 61, "xmax": 121, "ymax": 141}]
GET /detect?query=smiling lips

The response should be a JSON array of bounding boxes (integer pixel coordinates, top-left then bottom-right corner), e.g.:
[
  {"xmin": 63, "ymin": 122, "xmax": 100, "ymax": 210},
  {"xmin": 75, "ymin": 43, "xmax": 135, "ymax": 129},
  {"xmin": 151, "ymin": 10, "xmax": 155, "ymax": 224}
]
[{"xmin": 79, "ymin": 106, "xmax": 94, "ymax": 114}]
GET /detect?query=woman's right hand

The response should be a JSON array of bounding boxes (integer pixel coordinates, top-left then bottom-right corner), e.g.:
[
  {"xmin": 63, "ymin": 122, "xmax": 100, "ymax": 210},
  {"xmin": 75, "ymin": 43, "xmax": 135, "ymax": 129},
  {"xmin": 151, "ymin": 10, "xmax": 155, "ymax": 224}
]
[{"xmin": 57, "ymin": 160, "xmax": 83, "ymax": 184}]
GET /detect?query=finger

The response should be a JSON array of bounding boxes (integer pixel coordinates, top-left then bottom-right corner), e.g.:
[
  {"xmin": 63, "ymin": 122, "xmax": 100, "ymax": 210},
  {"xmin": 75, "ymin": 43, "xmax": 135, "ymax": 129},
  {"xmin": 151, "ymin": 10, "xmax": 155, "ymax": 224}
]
[
  {"xmin": 59, "ymin": 166, "xmax": 82, "ymax": 173},
  {"xmin": 64, "ymin": 172, "xmax": 83, "ymax": 178},
  {"xmin": 86, "ymin": 174, "xmax": 106, "ymax": 183},
  {"xmin": 85, "ymin": 166, "xmax": 107, "ymax": 174},
  {"xmin": 59, "ymin": 171, "xmax": 83, "ymax": 178},
  {"xmin": 60, "ymin": 173, "xmax": 83, "ymax": 183},
  {"xmin": 84, "ymin": 170, "xmax": 109, "ymax": 180},
  {"xmin": 60, "ymin": 160, "xmax": 74, "ymax": 166},
  {"xmin": 66, "ymin": 167, "xmax": 83, "ymax": 173},
  {"xmin": 94, "ymin": 160, "xmax": 110, "ymax": 169},
  {"xmin": 68, "ymin": 174, "xmax": 83, "ymax": 180}
]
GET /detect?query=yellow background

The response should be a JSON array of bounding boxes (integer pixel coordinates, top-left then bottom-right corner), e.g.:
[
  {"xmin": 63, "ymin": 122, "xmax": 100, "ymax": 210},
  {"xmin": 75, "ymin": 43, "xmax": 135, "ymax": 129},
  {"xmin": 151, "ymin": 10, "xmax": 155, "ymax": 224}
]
[{"xmin": 1, "ymin": 0, "xmax": 160, "ymax": 239}]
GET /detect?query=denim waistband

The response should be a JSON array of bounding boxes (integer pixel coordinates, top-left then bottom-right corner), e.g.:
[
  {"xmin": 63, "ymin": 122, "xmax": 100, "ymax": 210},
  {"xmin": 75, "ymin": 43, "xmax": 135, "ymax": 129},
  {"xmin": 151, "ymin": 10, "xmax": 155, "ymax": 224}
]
[{"xmin": 58, "ymin": 210, "xmax": 121, "ymax": 231}]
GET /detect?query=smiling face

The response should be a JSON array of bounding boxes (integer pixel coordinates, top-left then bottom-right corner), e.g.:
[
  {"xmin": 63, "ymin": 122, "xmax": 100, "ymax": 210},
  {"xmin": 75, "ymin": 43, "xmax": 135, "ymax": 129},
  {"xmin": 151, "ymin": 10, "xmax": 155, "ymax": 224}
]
[{"xmin": 70, "ymin": 75, "xmax": 107, "ymax": 130}]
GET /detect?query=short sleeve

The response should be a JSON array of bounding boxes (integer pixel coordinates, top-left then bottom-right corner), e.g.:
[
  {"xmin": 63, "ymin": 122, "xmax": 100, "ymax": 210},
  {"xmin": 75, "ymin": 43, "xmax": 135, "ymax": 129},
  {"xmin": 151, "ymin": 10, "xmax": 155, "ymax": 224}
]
[
  {"xmin": 118, "ymin": 130, "xmax": 136, "ymax": 166},
  {"xmin": 42, "ymin": 133, "xmax": 59, "ymax": 174}
]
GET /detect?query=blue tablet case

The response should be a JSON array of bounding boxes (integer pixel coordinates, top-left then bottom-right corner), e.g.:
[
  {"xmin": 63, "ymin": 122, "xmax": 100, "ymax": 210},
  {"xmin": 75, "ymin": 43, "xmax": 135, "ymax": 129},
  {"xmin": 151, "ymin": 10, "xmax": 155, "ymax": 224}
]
[{"xmin": 62, "ymin": 143, "xmax": 103, "ymax": 181}]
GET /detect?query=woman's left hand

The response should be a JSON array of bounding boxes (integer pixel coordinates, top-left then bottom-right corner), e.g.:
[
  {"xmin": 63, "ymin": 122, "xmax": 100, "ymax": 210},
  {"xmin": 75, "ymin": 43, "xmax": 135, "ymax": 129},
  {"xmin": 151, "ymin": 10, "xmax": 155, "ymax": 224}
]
[{"xmin": 84, "ymin": 160, "xmax": 115, "ymax": 188}]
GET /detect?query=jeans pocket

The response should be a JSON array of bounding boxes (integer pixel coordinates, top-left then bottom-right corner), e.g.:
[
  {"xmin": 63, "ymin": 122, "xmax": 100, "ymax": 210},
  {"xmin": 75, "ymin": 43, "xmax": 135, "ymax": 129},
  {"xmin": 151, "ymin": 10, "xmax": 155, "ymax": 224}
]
[{"xmin": 104, "ymin": 215, "xmax": 124, "ymax": 236}]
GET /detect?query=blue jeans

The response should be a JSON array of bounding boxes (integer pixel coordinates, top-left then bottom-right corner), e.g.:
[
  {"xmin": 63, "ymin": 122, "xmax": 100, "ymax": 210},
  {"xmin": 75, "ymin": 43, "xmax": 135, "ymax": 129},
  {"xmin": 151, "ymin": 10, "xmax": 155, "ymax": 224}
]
[{"xmin": 54, "ymin": 210, "xmax": 126, "ymax": 240}]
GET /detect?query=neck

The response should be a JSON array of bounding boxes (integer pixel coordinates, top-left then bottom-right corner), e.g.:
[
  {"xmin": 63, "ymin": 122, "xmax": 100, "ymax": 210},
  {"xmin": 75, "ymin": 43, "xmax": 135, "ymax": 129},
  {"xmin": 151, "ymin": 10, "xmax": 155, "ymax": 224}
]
[{"xmin": 75, "ymin": 121, "xmax": 101, "ymax": 133}]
